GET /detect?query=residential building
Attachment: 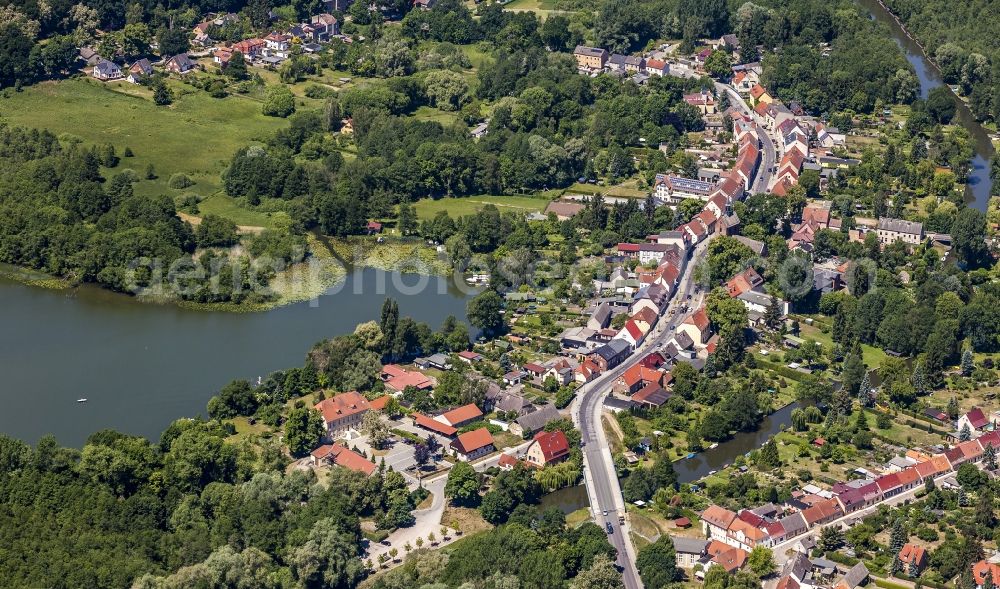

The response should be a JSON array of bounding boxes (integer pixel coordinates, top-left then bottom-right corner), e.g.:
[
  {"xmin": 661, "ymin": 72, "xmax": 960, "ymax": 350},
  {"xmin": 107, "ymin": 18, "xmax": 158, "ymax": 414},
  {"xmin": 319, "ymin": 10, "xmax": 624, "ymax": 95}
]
[
  {"xmin": 457, "ymin": 350, "xmax": 483, "ymax": 364},
  {"xmin": 672, "ymin": 536, "xmax": 709, "ymax": 568},
  {"xmin": 973, "ymin": 561, "xmax": 1000, "ymax": 589},
  {"xmin": 899, "ymin": 543, "xmax": 927, "ymax": 575},
  {"xmin": 707, "ymin": 540, "xmax": 748, "ymax": 573},
  {"xmin": 524, "ymin": 430, "xmax": 570, "ymax": 466},
  {"xmin": 310, "ymin": 443, "xmax": 375, "ymax": 475},
  {"xmin": 958, "ymin": 406, "xmax": 993, "ymax": 437},
  {"xmin": 310, "ymin": 13, "xmax": 340, "ymax": 38},
  {"xmin": 587, "ymin": 339, "xmax": 631, "ymax": 371},
  {"xmin": 624, "ymin": 55, "xmax": 645, "ymax": 73},
  {"xmin": 607, "ymin": 53, "xmax": 627, "ymax": 72},
  {"xmin": 381, "ymin": 364, "xmax": 435, "ymax": 393},
  {"xmin": 92, "ymin": 59, "xmax": 122, "ymax": 80},
  {"xmin": 653, "ymin": 174, "xmax": 715, "ymax": 203},
  {"xmin": 701, "ymin": 505, "xmax": 738, "ymax": 542},
  {"xmin": 165, "ymin": 54, "xmax": 195, "ymax": 74},
  {"xmin": 451, "ymin": 428, "xmax": 495, "ymax": 461},
  {"xmin": 126, "ymin": 58, "xmax": 152, "ymax": 83},
  {"xmin": 573, "ymin": 45, "xmax": 608, "ymax": 70},
  {"xmin": 678, "ymin": 307, "xmax": 712, "ymax": 345},
  {"xmin": 511, "ymin": 403, "xmax": 561, "ymax": 437},
  {"xmin": 684, "ymin": 90, "xmax": 716, "ymax": 114},
  {"xmin": 646, "ymin": 58, "xmax": 669, "ymax": 76},
  {"xmin": 233, "ymin": 38, "xmax": 265, "ymax": 58},
  {"xmin": 314, "ymin": 391, "xmax": 371, "ymax": 438},
  {"xmin": 876, "ymin": 217, "xmax": 924, "ymax": 245}
]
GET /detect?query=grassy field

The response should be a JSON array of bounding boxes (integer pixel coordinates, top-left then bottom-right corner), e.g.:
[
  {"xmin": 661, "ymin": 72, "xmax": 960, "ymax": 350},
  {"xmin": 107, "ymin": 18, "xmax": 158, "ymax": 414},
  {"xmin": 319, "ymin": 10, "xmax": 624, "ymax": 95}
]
[
  {"xmin": 411, "ymin": 195, "xmax": 549, "ymax": 220},
  {"xmin": 412, "ymin": 105, "xmax": 463, "ymax": 126},
  {"xmin": 799, "ymin": 323, "xmax": 889, "ymax": 368},
  {"xmin": 0, "ymin": 77, "xmax": 286, "ymax": 219}
]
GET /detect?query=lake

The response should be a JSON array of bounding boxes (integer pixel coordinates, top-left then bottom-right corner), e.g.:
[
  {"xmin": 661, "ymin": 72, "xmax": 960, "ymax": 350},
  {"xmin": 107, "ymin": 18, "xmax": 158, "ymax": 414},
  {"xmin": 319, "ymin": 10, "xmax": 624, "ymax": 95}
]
[
  {"xmin": 0, "ymin": 268, "xmax": 475, "ymax": 446},
  {"xmin": 857, "ymin": 0, "xmax": 995, "ymax": 210}
]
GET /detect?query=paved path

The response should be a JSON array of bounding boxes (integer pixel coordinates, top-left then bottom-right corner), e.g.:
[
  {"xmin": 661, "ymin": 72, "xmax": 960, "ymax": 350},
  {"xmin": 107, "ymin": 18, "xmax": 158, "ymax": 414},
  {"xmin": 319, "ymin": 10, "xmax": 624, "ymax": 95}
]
[{"xmin": 364, "ymin": 440, "xmax": 532, "ymax": 569}]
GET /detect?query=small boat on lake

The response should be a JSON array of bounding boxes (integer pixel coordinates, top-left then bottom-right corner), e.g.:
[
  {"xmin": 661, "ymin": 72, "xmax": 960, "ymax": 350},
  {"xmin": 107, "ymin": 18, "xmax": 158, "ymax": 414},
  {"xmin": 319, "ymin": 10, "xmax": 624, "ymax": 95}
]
[{"xmin": 76, "ymin": 398, "xmax": 88, "ymax": 403}]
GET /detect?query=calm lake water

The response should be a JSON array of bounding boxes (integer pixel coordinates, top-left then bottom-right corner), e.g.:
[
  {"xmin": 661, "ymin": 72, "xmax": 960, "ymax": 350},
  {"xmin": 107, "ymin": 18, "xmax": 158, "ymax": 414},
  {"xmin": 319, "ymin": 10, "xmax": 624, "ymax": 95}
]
[
  {"xmin": 857, "ymin": 0, "xmax": 995, "ymax": 210},
  {"xmin": 0, "ymin": 268, "xmax": 475, "ymax": 446}
]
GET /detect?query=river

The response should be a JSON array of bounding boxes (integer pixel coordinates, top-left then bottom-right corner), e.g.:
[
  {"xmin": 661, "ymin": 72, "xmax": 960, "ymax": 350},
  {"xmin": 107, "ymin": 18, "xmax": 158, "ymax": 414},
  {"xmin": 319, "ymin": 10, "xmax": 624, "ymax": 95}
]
[
  {"xmin": 856, "ymin": 0, "xmax": 995, "ymax": 210},
  {"xmin": 0, "ymin": 268, "xmax": 475, "ymax": 446},
  {"xmin": 674, "ymin": 401, "xmax": 804, "ymax": 485}
]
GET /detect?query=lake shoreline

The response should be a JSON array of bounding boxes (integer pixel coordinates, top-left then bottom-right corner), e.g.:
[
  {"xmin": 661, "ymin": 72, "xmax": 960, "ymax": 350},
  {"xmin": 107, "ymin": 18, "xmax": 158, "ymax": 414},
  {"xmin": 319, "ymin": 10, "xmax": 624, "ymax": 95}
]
[{"xmin": 0, "ymin": 235, "xmax": 458, "ymax": 314}]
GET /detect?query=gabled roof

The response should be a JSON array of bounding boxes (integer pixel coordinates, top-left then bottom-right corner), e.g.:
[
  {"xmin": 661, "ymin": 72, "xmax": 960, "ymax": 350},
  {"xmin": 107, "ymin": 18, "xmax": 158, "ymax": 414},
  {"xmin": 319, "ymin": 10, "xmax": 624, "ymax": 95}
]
[
  {"xmin": 515, "ymin": 403, "xmax": 561, "ymax": 433},
  {"xmin": 899, "ymin": 543, "xmax": 926, "ymax": 566},
  {"xmin": 838, "ymin": 562, "xmax": 870, "ymax": 589},
  {"xmin": 783, "ymin": 553, "xmax": 812, "ymax": 583},
  {"xmin": 701, "ymin": 505, "xmax": 737, "ymax": 529},
  {"xmin": 633, "ymin": 383, "xmax": 670, "ymax": 406},
  {"xmin": 439, "ymin": 403, "xmax": 483, "ymax": 426},
  {"xmin": 532, "ymin": 430, "xmax": 569, "ymax": 462},
  {"xmin": 412, "ymin": 412, "xmax": 457, "ymax": 437},
  {"xmin": 684, "ymin": 307, "xmax": 710, "ymax": 331},
  {"xmin": 726, "ymin": 267, "xmax": 764, "ymax": 297},
  {"xmin": 451, "ymin": 428, "xmax": 494, "ymax": 454},
  {"xmin": 964, "ymin": 406, "xmax": 989, "ymax": 429}
]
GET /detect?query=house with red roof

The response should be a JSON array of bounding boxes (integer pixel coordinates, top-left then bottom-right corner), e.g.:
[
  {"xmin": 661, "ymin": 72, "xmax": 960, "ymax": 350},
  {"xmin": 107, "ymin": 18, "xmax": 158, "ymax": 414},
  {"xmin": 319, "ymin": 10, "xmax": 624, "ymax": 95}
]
[
  {"xmin": 314, "ymin": 392, "xmax": 371, "ymax": 438},
  {"xmin": 368, "ymin": 395, "xmax": 391, "ymax": 412},
  {"xmin": 525, "ymin": 430, "xmax": 570, "ymax": 466},
  {"xmin": 749, "ymin": 84, "xmax": 772, "ymax": 105},
  {"xmin": 450, "ymin": 428, "xmax": 495, "ymax": 461},
  {"xmin": 457, "ymin": 350, "xmax": 483, "ymax": 363},
  {"xmin": 310, "ymin": 443, "xmax": 376, "ymax": 475},
  {"xmin": 678, "ymin": 307, "xmax": 712, "ymax": 345},
  {"xmin": 707, "ymin": 540, "xmax": 748, "ymax": 573},
  {"xmin": 615, "ymin": 364, "xmax": 663, "ymax": 394},
  {"xmin": 726, "ymin": 268, "xmax": 764, "ymax": 297},
  {"xmin": 381, "ymin": 364, "xmax": 435, "ymax": 393},
  {"xmin": 801, "ymin": 498, "xmax": 843, "ymax": 527},
  {"xmin": 973, "ymin": 561, "xmax": 1000, "ymax": 588},
  {"xmin": 575, "ymin": 359, "xmax": 601, "ymax": 384},
  {"xmin": 958, "ymin": 406, "xmax": 993, "ymax": 437},
  {"xmin": 701, "ymin": 505, "xmax": 738, "ymax": 543},
  {"xmin": 899, "ymin": 543, "xmax": 927, "ymax": 575},
  {"xmin": 436, "ymin": 403, "xmax": 483, "ymax": 428}
]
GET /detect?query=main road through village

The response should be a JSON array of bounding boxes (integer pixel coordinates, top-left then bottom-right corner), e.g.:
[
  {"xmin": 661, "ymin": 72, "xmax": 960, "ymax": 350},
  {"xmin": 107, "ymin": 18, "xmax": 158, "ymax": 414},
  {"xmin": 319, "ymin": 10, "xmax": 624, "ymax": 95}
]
[{"xmin": 570, "ymin": 86, "xmax": 779, "ymax": 588}]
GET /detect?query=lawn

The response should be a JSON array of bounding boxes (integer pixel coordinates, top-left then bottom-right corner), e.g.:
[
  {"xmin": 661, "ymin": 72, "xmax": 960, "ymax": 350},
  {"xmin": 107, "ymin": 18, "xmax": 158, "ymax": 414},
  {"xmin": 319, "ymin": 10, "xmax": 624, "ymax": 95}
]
[
  {"xmin": 0, "ymin": 78, "xmax": 286, "ymax": 222},
  {"xmin": 411, "ymin": 195, "xmax": 549, "ymax": 220},
  {"xmin": 799, "ymin": 323, "xmax": 889, "ymax": 368},
  {"xmin": 412, "ymin": 105, "xmax": 463, "ymax": 126}
]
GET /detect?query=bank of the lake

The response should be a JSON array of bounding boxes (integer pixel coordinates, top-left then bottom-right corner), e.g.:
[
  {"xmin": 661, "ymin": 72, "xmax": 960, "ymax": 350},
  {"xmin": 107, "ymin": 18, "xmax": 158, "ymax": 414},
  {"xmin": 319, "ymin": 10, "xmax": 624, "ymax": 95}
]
[
  {"xmin": 0, "ymin": 267, "xmax": 477, "ymax": 446},
  {"xmin": 856, "ymin": 0, "xmax": 996, "ymax": 210}
]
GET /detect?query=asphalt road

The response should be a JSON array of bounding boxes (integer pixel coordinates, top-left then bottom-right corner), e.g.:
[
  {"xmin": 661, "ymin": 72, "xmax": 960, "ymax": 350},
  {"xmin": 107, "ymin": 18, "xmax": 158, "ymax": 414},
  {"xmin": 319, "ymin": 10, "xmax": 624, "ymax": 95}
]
[
  {"xmin": 714, "ymin": 82, "xmax": 778, "ymax": 193},
  {"xmin": 572, "ymin": 238, "xmax": 714, "ymax": 589}
]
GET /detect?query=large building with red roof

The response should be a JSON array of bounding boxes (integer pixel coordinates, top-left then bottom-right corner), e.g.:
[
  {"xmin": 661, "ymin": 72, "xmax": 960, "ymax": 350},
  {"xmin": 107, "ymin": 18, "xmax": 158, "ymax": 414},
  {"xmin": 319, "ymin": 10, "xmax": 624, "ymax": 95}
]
[{"xmin": 314, "ymin": 391, "xmax": 371, "ymax": 437}]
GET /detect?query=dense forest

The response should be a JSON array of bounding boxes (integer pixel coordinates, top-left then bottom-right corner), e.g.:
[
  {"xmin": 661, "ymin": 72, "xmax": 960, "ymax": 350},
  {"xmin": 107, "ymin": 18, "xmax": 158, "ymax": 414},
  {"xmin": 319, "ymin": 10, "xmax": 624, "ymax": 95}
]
[{"xmin": 883, "ymin": 0, "xmax": 1000, "ymax": 123}]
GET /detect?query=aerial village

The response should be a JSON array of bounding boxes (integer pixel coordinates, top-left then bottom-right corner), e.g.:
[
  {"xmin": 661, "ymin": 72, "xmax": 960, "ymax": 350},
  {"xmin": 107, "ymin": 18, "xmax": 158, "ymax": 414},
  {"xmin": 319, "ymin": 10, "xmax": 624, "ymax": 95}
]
[{"xmin": 74, "ymin": 11, "xmax": 994, "ymax": 588}]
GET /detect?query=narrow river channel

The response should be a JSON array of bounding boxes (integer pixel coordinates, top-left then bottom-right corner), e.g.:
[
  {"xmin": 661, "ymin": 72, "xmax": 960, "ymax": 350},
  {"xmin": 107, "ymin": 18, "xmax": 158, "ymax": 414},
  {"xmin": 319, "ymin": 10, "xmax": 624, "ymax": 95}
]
[
  {"xmin": 856, "ymin": 0, "xmax": 995, "ymax": 210},
  {"xmin": 0, "ymin": 268, "xmax": 474, "ymax": 445}
]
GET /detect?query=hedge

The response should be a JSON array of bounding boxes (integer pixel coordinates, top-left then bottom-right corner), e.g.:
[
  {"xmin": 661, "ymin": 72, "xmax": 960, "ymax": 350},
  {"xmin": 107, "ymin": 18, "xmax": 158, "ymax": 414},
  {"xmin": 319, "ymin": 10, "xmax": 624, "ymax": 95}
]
[{"xmin": 755, "ymin": 358, "xmax": 811, "ymax": 383}]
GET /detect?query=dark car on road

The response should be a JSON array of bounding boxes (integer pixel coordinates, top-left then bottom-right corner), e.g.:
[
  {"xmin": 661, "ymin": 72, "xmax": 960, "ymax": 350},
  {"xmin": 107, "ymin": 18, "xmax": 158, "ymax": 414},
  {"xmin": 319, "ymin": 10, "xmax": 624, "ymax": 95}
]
[{"xmin": 605, "ymin": 522, "xmax": 614, "ymax": 534}]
